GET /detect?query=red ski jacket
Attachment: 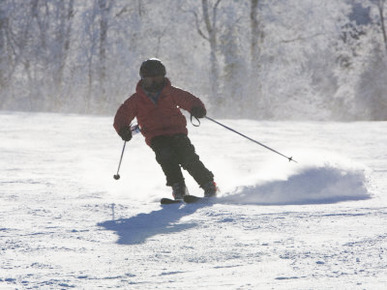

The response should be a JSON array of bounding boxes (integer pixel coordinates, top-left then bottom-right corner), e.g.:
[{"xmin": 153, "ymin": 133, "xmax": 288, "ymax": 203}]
[{"xmin": 113, "ymin": 78, "xmax": 206, "ymax": 146}]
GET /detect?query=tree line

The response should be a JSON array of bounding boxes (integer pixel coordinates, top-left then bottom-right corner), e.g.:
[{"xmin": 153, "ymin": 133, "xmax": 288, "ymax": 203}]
[{"xmin": 1, "ymin": 0, "xmax": 386, "ymax": 120}]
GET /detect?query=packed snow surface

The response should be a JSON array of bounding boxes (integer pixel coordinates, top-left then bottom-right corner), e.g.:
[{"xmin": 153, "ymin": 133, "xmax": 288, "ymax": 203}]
[{"xmin": 0, "ymin": 112, "xmax": 386, "ymax": 289}]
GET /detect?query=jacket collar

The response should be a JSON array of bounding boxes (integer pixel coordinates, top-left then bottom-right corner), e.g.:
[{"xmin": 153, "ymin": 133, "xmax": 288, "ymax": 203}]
[{"xmin": 136, "ymin": 77, "xmax": 171, "ymax": 97}]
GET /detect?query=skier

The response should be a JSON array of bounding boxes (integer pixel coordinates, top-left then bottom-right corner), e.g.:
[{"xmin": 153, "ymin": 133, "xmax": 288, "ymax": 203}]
[{"xmin": 113, "ymin": 58, "xmax": 217, "ymax": 200}]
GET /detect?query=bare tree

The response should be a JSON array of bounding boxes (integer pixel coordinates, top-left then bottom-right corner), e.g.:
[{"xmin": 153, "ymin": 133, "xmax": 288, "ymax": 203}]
[
  {"xmin": 54, "ymin": 0, "xmax": 74, "ymax": 88},
  {"xmin": 250, "ymin": 0, "xmax": 264, "ymax": 70},
  {"xmin": 81, "ymin": 0, "xmax": 113, "ymax": 112},
  {"xmin": 249, "ymin": 0, "xmax": 266, "ymax": 117},
  {"xmin": 50, "ymin": 0, "xmax": 74, "ymax": 110},
  {"xmin": 0, "ymin": 2, "xmax": 9, "ymax": 93},
  {"xmin": 188, "ymin": 0, "xmax": 222, "ymax": 103},
  {"xmin": 202, "ymin": 0, "xmax": 221, "ymax": 101},
  {"xmin": 377, "ymin": 0, "xmax": 387, "ymax": 51},
  {"xmin": 98, "ymin": 0, "xmax": 108, "ymax": 87}
]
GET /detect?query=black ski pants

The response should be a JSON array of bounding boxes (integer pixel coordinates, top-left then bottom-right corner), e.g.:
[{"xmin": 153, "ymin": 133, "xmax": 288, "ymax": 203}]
[{"xmin": 150, "ymin": 134, "xmax": 214, "ymax": 187}]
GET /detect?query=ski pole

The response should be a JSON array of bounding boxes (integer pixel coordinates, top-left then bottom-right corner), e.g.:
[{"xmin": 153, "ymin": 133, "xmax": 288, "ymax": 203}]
[
  {"xmin": 205, "ymin": 116, "xmax": 297, "ymax": 163},
  {"xmin": 113, "ymin": 141, "xmax": 127, "ymax": 180}
]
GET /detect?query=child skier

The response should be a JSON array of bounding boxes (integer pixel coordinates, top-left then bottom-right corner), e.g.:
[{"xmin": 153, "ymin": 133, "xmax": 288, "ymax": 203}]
[{"xmin": 113, "ymin": 58, "xmax": 217, "ymax": 200}]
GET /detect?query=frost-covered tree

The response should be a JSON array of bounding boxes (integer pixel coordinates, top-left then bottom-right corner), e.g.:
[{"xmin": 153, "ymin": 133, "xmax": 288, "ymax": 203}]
[
  {"xmin": 251, "ymin": 0, "xmax": 350, "ymax": 120},
  {"xmin": 350, "ymin": 0, "xmax": 387, "ymax": 120},
  {"xmin": 184, "ymin": 0, "xmax": 222, "ymax": 104},
  {"xmin": 1, "ymin": 0, "xmax": 387, "ymax": 120},
  {"xmin": 248, "ymin": 0, "xmax": 264, "ymax": 118},
  {"xmin": 376, "ymin": 0, "xmax": 387, "ymax": 50},
  {"xmin": 354, "ymin": 49, "xmax": 387, "ymax": 120},
  {"xmin": 0, "ymin": 1, "xmax": 11, "ymax": 101},
  {"xmin": 219, "ymin": 3, "xmax": 249, "ymax": 117}
]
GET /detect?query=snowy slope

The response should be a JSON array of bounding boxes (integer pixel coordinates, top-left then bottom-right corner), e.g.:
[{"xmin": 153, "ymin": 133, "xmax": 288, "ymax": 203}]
[{"xmin": 0, "ymin": 112, "xmax": 386, "ymax": 289}]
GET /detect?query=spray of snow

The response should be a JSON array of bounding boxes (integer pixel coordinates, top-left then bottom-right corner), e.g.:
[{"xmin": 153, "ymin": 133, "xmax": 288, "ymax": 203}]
[{"xmin": 221, "ymin": 150, "xmax": 370, "ymax": 205}]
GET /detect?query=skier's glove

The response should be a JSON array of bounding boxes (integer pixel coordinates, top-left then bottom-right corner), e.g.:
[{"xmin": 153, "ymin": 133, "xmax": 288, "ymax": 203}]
[
  {"xmin": 190, "ymin": 106, "xmax": 206, "ymax": 118},
  {"xmin": 118, "ymin": 126, "xmax": 132, "ymax": 142}
]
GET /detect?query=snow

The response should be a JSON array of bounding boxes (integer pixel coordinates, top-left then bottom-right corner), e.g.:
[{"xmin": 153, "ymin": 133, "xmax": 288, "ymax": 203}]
[{"xmin": 0, "ymin": 111, "xmax": 386, "ymax": 289}]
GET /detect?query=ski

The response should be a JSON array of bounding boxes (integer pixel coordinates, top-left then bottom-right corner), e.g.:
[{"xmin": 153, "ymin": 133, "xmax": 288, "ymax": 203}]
[
  {"xmin": 160, "ymin": 195, "xmax": 215, "ymax": 205},
  {"xmin": 183, "ymin": 195, "xmax": 214, "ymax": 204},
  {"xmin": 160, "ymin": 198, "xmax": 182, "ymax": 205}
]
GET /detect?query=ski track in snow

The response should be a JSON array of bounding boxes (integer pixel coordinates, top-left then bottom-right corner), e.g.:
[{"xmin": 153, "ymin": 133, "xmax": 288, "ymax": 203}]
[{"xmin": 0, "ymin": 112, "xmax": 386, "ymax": 289}]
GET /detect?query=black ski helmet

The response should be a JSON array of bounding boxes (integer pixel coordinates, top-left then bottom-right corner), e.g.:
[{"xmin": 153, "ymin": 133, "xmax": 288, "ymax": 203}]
[{"xmin": 139, "ymin": 58, "xmax": 166, "ymax": 78}]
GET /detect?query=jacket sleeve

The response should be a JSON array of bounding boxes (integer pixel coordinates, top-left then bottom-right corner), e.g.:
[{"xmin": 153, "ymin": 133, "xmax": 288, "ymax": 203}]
[
  {"xmin": 113, "ymin": 95, "xmax": 137, "ymax": 134},
  {"xmin": 169, "ymin": 87, "xmax": 206, "ymax": 114}
]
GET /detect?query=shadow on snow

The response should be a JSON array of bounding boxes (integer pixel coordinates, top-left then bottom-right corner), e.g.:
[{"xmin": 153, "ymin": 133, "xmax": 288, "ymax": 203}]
[{"xmin": 98, "ymin": 202, "xmax": 210, "ymax": 245}]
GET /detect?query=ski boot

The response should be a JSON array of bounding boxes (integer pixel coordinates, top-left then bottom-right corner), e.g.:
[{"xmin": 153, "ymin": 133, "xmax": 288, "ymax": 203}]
[
  {"xmin": 172, "ymin": 180, "xmax": 189, "ymax": 200},
  {"xmin": 202, "ymin": 181, "xmax": 218, "ymax": 198}
]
